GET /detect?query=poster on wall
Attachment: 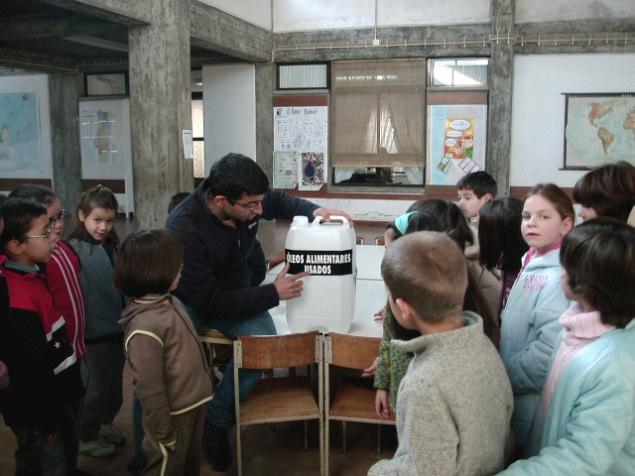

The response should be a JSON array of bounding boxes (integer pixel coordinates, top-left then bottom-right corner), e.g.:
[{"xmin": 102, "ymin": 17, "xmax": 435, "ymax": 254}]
[
  {"xmin": 79, "ymin": 98, "xmax": 134, "ymax": 214},
  {"xmin": 273, "ymin": 151, "xmax": 298, "ymax": 189},
  {"xmin": 273, "ymin": 103, "xmax": 328, "ymax": 188},
  {"xmin": 564, "ymin": 93, "xmax": 635, "ymax": 169},
  {"xmin": 426, "ymin": 104, "xmax": 487, "ymax": 185},
  {"xmin": 0, "ymin": 75, "xmax": 52, "ymax": 180}
]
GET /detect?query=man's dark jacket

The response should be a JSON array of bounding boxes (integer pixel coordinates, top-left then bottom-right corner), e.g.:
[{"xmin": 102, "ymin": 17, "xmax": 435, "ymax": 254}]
[{"xmin": 165, "ymin": 179, "xmax": 318, "ymax": 322}]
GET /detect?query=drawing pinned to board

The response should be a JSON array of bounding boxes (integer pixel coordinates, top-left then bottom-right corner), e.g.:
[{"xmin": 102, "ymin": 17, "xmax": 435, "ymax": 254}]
[
  {"xmin": 0, "ymin": 91, "xmax": 42, "ymax": 174},
  {"xmin": 273, "ymin": 151, "xmax": 298, "ymax": 189},
  {"xmin": 273, "ymin": 103, "xmax": 328, "ymax": 189},
  {"xmin": 427, "ymin": 104, "xmax": 487, "ymax": 185},
  {"xmin": 299, "ymin": 152, "xmax": 325, "ymax": 191}
]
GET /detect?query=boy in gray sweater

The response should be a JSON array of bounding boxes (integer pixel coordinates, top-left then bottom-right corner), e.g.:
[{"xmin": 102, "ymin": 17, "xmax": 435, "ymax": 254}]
[{"xmin": 369, "ymin": 232, "xmax": 513, "ymax": 476}]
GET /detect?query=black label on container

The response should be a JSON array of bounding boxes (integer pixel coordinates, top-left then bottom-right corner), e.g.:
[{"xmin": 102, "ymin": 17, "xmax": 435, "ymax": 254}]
[{"xmin": 285, "ymin": 249, "xmax": 353, "ymax": 276}]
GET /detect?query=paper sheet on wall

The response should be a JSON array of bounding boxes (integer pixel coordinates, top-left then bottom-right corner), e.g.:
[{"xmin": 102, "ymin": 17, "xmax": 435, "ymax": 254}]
[
  {"xmin": 426, "ymin": 104, "xmax": 487, "ymax": 185},
  {"xmin": 273, "ymin": 105, "xmax": 328, "ymax": 188},
  {"xmin": 273, "ymin": 151, "xmax": 298, "ymax": 189},
  {"xmin": 299, "ymin": 152, "xmax": 325, "ymax": 190}
]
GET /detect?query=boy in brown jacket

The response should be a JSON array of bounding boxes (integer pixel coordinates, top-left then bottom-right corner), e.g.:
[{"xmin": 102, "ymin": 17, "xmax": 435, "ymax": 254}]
[{"xmin": 115, "ymin": 229, "xmax": 213, "ymax": 476}]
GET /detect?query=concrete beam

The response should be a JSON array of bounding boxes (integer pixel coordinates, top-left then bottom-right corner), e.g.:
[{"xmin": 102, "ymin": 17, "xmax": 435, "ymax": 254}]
[
  {"xmin": 486, "ymin": 0, "xmax": 515, "ymax": 195},
  {"xmin": 189, "ymin": 1, "xmax": 271, "ymax": 62},
  {"xmin": 128, "ymin": 0, "xmax": 193, "ymax": 228},
  {"xmin": 0, "ymin": 14, "xmax": 122, "ymax": 40},
  {"xmin": 273, "ymin": 24, "xmax": 491, "ymax": 62},
  {"xmin": 0, "ymin": 47, "xmax": 78, "ymax": 73},
  {"xmin": 49, "ymin": 73, "xmax": 84, "ymax": 212},
  {"xmin": 40, "ymin": 0, "xmax": 152, "ymax": 25},
  {"xmin": 255, "ymin": 63, "xmax": 275, "ymax": 179}
]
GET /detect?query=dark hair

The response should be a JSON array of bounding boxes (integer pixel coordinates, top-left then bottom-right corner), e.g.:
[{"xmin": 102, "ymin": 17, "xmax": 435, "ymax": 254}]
[
  {"xmin": 408, "ymin": 199, "xmax": 473, "ymax": 250},
  {"xmin": 573, "ymin": 161, "xmax": 635, "ymax": 222},
  {"xmin": 456, "ymin": 171, "xmax": 497, "ymax": 198},
  {"xmin": 382, "ymin": 232, "xmax": 468, "ymax": 323},
  {"xmin": 527, "ymin": 183, "xmax": 575, "ymax": 222},
  {"xmin": 68, "ymin": 185, "xmax": 119, "ymax": 244},
  {"xmin": 560, "ymin": 219, "xmax": 635, "ymax": 328},
  {"xmin": 114, "ymin": 229, "xmax": 183, "ymax": 298},
  {"xmin": 168, "ymin": 192, "xmax": 190, "ymax": 214},
  {"xmin": 0, "ymin": 198, "xmax": 47, "ymax": 250},
  {"xmin": 407, "ymin": 199, "xmax": 497, "ymax": 340},
  {"xmin": 207, "ymin": 153, "xmax": 269, "ymax": 201},
  {"xmin": 9, "ymin": 184, "xmax": 58, "ymax": 206},
  {"xmin": 478, "ymin": 197, "xmax": 528, "ymax": 274}
]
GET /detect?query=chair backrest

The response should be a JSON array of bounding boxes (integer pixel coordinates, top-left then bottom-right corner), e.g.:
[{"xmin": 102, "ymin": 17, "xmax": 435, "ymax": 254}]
[
  {"xmin": 326, "ymin": 333, "xmax": 381, "ymax": 370},
  {"xmin": 235, "ymin": 331, "xmax": 320, "ymax": 370}
]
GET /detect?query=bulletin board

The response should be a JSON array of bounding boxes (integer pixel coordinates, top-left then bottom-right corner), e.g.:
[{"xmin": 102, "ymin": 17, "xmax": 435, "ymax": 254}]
[
  {"xmin": 273, "ymin": 95, "xmax": 328, "ymax": 191},
  {"xmin": 78, "ymin": 97, "xmax": 134, "ymax": 214}
]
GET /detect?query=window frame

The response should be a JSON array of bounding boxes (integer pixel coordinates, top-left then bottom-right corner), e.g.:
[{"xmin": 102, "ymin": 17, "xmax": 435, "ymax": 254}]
[{"xmin": 277, "ymin": 62, "xmax": 331, "ymax": 90}]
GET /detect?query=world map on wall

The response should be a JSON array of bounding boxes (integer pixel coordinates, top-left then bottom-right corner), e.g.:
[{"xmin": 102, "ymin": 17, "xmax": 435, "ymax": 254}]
[
  {"xmin": 565, "ymin": 95, "xmax": 635, "ymax": 168},
  {"xmin": 0, "ymin": 92, "xmax": 41, "ymax": 172}
]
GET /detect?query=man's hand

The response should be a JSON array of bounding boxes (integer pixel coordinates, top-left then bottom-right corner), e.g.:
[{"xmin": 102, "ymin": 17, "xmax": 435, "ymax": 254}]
[
  {"xmin": 313, "ymin": 208, "xmax": 354, "ymax": 225},
  {"xmin": 274, "ymin": 264, "xmax": 309, "ymax": 300}
]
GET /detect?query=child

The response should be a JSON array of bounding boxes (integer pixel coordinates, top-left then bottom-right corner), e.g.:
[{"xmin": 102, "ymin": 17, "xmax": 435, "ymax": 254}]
[
  {"xmin": 68, "ymin": 185, "xmax": 126, "ymax": 458},
  {"xmin": 0, "ymin": 193, "xmax": 8, "ymax": 391},
  {"xmin": 456, "ymin": 170, "xmax": 497, "ymax": 257},
  {"xmin": 368, "ymin": 232, "xmax": 513, "ymax": 475},
  {"xmin": 10, "ymin": 184, "xmax": 85, "ymax": 358},
  {"xmin": 115, "ymin": 229, "xmax": 213, "ymax": 476},
  {"xmin": 0, "ymin": 198, "xmax": 83, "ymax": 475},
  {"xmin": 371, "ymin": 208, "xmax": 499, "ymax": 420},
  {"xmin": 501, "ymin": 219, "xmax": 635, "ymax": 474},
  {"xmin": 500, "ymin": 183, "xmax": 574, "ymax": 454},
  {"xmin": 478, "ymin": 197, "xmax": 528, "ymax": 318},
  {"xmin": 410, "ymin": 198, "xmax": 501, "ymax": 332},
  {"xmin": 572, "ymin": 160, "xmax": 635, "ymax": 223},
  {"xmin": 372, "ymin": 211, "xmax": 442, "ymax": 418}
]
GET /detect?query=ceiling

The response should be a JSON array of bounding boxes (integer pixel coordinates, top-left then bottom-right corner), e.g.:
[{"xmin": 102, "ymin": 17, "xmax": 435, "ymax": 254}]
[{"xmin": 0, "ymin": 0, "xmax": 231, "ymax": 73}]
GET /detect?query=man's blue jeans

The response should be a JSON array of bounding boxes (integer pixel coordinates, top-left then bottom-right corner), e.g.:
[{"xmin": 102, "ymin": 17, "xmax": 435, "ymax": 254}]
[{"xmin": 188, "ymin": 308, "xmax": 277, "ymax": 428}]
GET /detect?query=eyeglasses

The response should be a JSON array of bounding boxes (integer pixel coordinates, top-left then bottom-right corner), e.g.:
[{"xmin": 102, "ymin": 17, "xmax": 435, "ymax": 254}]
[
  {"xmin": 23, "ymin": 226, "xmax": 54, "ymax": 240},
  {"xmin": 49, "ymin": 209, "xmax": 66, "ymax": 225},
  {"xmin": 228, "ymin": 198, "xmax": 263, "ymax": 213}
]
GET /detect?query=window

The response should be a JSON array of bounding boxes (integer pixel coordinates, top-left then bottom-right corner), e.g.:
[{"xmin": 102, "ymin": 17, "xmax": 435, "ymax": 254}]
[
  {"xmin": 85, "ymin": 73, "xmax": 128, "ymax": 96},
  {"xmin": 192, "ymin": 92, "xmax": 205, "ymax": 178},
  {"xmin": 278, "ymin": 63, "xmax": 329, "ymax": 89},
  {"xmin": 428, "ymin": 58, "xmax": 488, "ymax": 88},
  {"xmin": 331, "ymin": 59, "xmax": 426, "ymax": 187}
]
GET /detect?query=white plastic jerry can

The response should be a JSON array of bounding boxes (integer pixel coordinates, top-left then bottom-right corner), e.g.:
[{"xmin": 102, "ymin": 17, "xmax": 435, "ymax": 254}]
[{"xmin": 285, "ymin": 215, "xmax": 356, "ymax": 333}]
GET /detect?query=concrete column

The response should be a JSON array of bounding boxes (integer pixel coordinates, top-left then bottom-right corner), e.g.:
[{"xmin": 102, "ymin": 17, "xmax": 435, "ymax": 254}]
[
  {"xmin": 48, "ymin": 72, "xmax": 84, "ymax": 211},
  {"xmin": 255, "ymin": 62, "xmax": 275, "ymax": 180},
  {"xmin": 128, "ymin": 0, "xmax": 193, "ymax": 228},
  {"xmin": 487, "ymin": 0, "xmax": 515, "ymax": 195}
]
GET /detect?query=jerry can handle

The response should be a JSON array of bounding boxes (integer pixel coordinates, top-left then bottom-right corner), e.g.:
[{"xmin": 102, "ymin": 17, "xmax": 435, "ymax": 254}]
[{"xmin": 312, "ymin": 215, "xmax": 349, "ymax": 227}]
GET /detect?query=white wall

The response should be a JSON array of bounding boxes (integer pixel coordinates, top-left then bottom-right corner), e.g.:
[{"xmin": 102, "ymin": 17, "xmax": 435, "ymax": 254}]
[
  {"xmin": 517, "ymin": 0, "xmax": 635, "ymax": 23},
  {"xmin": 274, "ymin": 0, "xmax": 489, "ymax": 33},
  {"xmin": 197, "ymin": 0, "xmax": 271, "ymax": 30},
  {"xmin": 510, "ymin": 53, "xmax": 635, "ymax": 187},
  {"xmin": 203, "ymin": 64, "xmax": 256, "ymax": 168}
]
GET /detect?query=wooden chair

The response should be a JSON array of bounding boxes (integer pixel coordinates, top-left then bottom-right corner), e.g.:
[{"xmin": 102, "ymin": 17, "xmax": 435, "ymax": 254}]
[
  {"xmin": 199, "ymin": 329, "xmax": 232, "ymax": 389},
  {"xmin": 233, "ymin": 331, "xmax": 324, "ymax": 476},
  {"xmin": 324, "ymin": 333, "xmax": 395, "ymax": 473}
]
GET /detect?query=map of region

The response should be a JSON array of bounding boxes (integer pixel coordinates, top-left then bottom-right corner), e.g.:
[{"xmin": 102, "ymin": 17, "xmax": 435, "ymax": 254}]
[
  {"xmin": 0, "ymin": 92, "xmax": 41, "ymax": 172},
  {"xmin": 565, "ymin": 95, "xmax": 635, "ymax": 167}
]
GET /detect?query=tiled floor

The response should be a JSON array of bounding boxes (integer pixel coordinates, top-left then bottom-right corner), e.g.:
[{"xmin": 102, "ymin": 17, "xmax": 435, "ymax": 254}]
[{"xmin": 0, "ymin": 363, "xmax": 397, "ymax": 475}]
